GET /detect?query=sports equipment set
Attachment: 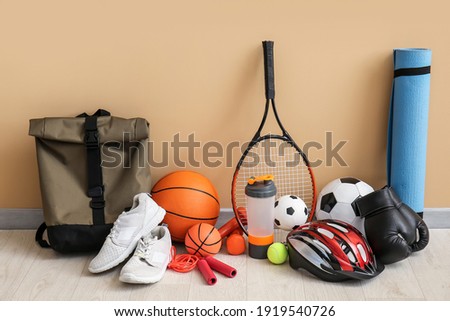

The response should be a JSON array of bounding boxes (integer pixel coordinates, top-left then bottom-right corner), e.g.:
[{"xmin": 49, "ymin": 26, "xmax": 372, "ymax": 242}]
[
  {"xmin": 228, "ymin": 41, "xmax": 430, "ymax": 282},
  {"xmin": 29, "ymin": 40, "xmax": 432, "ymax": 285}
]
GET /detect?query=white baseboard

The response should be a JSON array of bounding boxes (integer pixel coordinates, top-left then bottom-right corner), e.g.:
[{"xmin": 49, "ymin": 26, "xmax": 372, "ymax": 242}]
[{"xmin": 0, "ymin": 207, "xmax": 449, "ymax": 230}]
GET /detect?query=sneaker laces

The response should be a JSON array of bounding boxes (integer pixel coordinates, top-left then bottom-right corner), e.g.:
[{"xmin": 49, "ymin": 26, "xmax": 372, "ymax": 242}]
[
  {"xmin": 135, "ymin": 236, "xmax": 159, "ymax": 264},
  {"xmin": 109, "ymin": 218, "xmax": 121, "ymax": 239}
]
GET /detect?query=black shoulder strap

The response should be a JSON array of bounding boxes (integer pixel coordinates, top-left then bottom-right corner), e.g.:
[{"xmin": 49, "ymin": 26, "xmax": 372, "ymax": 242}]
[
  {"xmin": 37, "ymin": 109, "xmax": 110, "ymax": 249},
  {"xmin": 93, "ymin": 109, "xmax": 111, "ymax": 117},
  {"xmin": 35, "ymin": 222, "xmax": 51, "ymax": 248},
  {"xmin": 77, "ymin": 109, "xmax": 111, "ymax": 118},
  {"xmin": 84, "ymin": 111, "xmax": 108, "ymax": 225}
]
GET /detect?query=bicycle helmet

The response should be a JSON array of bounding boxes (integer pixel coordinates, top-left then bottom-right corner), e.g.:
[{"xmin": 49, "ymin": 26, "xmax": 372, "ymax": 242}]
[{"xmin": 286, "ymin": 219, "xmax": 384, "ymax": 282}]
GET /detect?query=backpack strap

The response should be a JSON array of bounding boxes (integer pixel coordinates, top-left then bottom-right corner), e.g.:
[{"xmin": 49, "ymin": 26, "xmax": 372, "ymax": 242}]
[
  {"xmin": 84, "ymin": 110, "xmax": 110, "ymax": 225},
  {"xmin": 77, "ymin": 109, "xmax": 110, "ymax": 118},
  {"xmin": 35, "ymin": 222, "xmax": 51, "ymax": 248}
]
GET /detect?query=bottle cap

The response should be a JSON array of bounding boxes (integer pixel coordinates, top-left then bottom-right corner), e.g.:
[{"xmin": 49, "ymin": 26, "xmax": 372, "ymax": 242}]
[{"xmin": 245, "ymin": 175, "xmax": 277, "ymax": 198}]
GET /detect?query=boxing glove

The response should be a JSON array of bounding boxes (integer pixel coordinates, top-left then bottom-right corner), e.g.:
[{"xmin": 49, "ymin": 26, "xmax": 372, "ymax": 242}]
[{"xmin": 352, "ymin": 186, "xmax": 429, "ymax": 265}]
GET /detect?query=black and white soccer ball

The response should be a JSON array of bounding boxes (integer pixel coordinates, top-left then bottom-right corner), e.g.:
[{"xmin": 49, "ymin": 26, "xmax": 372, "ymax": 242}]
[
  {"xmin": 315, "ymin": 177, "xmax": 374, "ymax": 234},
  {"xmin": 274, "ymin": 195, "xmax": 309, "ymax": 231}
]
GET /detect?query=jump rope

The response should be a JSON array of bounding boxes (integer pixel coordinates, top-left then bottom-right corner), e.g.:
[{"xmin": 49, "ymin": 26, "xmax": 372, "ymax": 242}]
[
  {"xmin": 168, "ymin": 246, "xmax": 237, "ymax": 285},
  {"xmin": 167, "ymin": 219, "xmax": 241, "ymax": 285}
]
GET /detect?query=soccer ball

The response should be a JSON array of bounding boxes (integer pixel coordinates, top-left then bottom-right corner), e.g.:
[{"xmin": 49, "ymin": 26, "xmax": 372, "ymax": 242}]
[
  {"xmin": 315, "ymin": 177, "xmax": 374, "ymax": 234},
  {"xmin": 274, "ymin": 195, "xmax": 309, "ymax": 231}
]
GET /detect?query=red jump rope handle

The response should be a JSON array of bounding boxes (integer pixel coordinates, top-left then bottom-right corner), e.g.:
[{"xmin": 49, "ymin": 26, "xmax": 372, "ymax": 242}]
[
  {"xmin": 205, "ymin": 256, "xmax": 237, "ymax": 278},
  {"xmin": 197, "ymin": 259, "xmax": 217, "ymax": 285}
]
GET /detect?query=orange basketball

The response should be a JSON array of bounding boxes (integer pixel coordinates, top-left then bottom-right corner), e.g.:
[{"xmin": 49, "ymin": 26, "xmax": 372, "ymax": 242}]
[
  {"xmin": 151, "ymin": 171, "xmax": 220, "ymax": 242},
  {"xmin": 185, "ymin": 223, "xmax": 222, "ymax": 257}
]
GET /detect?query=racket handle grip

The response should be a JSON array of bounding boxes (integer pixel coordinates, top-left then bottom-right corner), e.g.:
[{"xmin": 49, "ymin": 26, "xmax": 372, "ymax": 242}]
[
  {"xmin": 263, "ymin": 40, "xmax": 275, "ymax": 99},
  {"xmin": 205, "ymin": 256, "xmax": 237, "ymax": 278},
  {"xmin": 218, "ymin": 217, "xmax": 240, "ymax": 239},
  {"xmin": 197, "ymin": 259, "xmax": 217, "ymax": 285}
]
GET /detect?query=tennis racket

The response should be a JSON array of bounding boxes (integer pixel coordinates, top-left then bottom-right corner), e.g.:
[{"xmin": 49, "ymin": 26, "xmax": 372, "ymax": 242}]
[{"xmin": 231, "ymin": 40, "xmax": 317, "ymax": 235}]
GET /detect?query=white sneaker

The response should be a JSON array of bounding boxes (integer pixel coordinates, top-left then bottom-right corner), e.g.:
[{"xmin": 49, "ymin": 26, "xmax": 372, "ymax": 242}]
[
  {"xmin": 88, "ymin": 193, "xmax": 165, "ymax": 273},
  {"xmin": 119, "ymin": 225, "xmax": 172, "ymax": 284}
]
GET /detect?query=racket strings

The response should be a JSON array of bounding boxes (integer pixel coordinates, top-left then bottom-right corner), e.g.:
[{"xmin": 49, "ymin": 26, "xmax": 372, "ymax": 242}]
[{"xmin": 233, "ymin": 138, "xmax": 314, "ymax": 212}]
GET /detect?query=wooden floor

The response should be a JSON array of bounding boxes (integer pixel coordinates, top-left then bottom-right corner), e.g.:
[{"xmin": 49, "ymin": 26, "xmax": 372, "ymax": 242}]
[{"xmin": 1, "ymin": 229, "xmax": 449, "ymax": 301}]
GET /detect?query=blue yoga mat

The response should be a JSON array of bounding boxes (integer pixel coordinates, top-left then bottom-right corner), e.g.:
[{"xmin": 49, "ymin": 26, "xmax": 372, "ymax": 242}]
[{"xmin": 387, "ymin": 48, "xmax": 432, "ymax": 215}]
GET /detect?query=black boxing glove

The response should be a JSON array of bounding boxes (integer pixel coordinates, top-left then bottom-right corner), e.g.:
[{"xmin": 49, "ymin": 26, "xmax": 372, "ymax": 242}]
[{"xmin": 352, "ymin": 186, "xmax": 429, "ymax": 265}]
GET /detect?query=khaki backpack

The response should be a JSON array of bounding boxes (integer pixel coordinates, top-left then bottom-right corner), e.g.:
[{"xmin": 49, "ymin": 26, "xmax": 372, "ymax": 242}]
[{"xmin": 29, "ymin": 109, "xmax": 151, "ymax": 253}]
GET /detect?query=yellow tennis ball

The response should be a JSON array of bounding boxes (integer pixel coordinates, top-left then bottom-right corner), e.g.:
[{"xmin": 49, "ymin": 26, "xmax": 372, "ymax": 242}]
[{"xmin": 267, "ymin": 242, "xmax": 288, "ymax": 264}]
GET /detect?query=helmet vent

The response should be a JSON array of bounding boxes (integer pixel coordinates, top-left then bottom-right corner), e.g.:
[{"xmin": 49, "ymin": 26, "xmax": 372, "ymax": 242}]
[
  {"xmin": 327, "ymin": 222, "xmax": 348, "ymax": 233},
  {"xmin": 313, "ymin": 239, "xmax": 331, "ymax": 254},
  {"xmin": 357, "ymin": 244, "xmax": 367, "ymax": 262},
  {"xmin": 347, "ymin": 251, "xmax": 356, "ymax": 263},
  {"xmin": 317, "ymin": 227, "xmax": 334, "ymax": 239}
]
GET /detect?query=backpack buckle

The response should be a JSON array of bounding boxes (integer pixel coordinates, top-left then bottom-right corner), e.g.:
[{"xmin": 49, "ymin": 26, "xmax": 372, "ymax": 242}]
[{"xmin": 84, "ymin": 130, "xmax": 99, "ymax": 148}]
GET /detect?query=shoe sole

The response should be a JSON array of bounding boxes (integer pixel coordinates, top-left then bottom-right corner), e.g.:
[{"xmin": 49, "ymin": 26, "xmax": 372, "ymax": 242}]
[
  {"xmin": 88, "ymin": 207, "xmax": 166, "ymax": 273},
  {"xmin": 119, "ymin": 263, "xmax": 169, "ymax": 284}
]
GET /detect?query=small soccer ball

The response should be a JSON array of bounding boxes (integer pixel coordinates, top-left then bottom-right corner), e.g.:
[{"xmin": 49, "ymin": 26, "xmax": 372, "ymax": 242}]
[
  {"xmin": 315, "ymin": 177, "xmax": 374, "ymax": 234},
  {"xmin": 274, "ymin": 195, "xmax": 309, "ymax": 231}
]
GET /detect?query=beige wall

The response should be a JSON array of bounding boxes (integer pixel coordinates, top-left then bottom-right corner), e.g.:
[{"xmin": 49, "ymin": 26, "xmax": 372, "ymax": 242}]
[{"xmin": 0, "ymin": 0, "xmax": 448, "ymax": 209}]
